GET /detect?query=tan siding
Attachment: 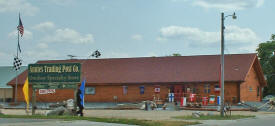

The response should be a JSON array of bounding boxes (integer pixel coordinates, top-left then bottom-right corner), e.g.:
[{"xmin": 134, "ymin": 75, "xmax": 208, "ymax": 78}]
[{"xmin": 0, "ymin": 88, "xmax": 13, "ymax": 98}]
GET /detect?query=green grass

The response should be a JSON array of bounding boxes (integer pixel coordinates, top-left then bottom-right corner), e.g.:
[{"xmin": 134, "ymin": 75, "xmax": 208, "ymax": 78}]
[
  {"xmin": 173, "ymin": 115, "xmax": 255, "ymax": 120},
  {"xmin": 0, "ymin": 114, "xmax": 200, "ymax": 126}
]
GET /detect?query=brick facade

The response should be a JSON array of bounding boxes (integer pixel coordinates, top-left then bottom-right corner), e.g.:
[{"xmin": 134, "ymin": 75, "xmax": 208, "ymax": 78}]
[
  {"xmin": 10, "ymin": 54, "xmax": 266, "ymax": 104},
  {"xmin": 14, "ymin": 83, "xmax": 241, "ymax": 103}
]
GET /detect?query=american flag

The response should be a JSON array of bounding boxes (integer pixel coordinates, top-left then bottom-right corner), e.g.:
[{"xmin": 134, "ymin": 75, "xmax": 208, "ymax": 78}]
[{"xmin": 17, "ymin": 15, "xmax": 24, "ymax": 37}]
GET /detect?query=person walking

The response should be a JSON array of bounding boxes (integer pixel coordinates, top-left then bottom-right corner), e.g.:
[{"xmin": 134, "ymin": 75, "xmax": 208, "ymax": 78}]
[{"xmin": 76, "ymin": 89, "xmax": 84, "ymax": 116}]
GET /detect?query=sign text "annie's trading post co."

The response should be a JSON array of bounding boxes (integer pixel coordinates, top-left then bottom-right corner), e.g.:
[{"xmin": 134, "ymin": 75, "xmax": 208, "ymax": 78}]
[{"xmin": 28, "ymin": 63, "xmax": 81, "ymax": 83}]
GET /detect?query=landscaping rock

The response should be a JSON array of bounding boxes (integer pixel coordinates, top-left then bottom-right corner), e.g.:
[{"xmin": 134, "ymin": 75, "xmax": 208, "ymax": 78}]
[
  {"xmin": 140, "ymin": 101, "xmax": 146, "ymax": 110},
  {"xmin": 192, "ymin": 111, "xmax": 202, "ymax": 118},
  {"xmin": 63, "ymin": 108, "xmax": 74, "ymax": 116},
  {"xmin": 49, "ymin": 101, "xmax": 67, "ymax": 109},
  {"xmin": 46, "ymin": 106, "xmax": 66, "ymax": 116}
]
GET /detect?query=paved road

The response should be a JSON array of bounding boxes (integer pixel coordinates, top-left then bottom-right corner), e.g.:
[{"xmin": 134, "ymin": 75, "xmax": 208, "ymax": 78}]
[
  {"xmin": 197, "ymin": 114, "xmax": 275, "ymax": 126},
  {"xmin": 0, "ymin": 118, "xmax": 138, "ymax": 126}
]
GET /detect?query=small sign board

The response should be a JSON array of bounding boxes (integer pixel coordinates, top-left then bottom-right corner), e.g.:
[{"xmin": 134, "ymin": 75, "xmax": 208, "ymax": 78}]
[
  {"xmin": 32, "ymin": 83, "xmax": 77, "ymax": 89},
  {"xmin": 39, "ymin": 89, "xmax": 55, "ymax": 94},
  {"xmin": 28, "ymin": 63, "xmax": 81, "ymax": 83}
]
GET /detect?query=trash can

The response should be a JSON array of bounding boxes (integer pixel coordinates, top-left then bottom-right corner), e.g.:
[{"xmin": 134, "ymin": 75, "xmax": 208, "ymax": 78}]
[
  {"xmin": 180, "ymin": 97, "xmax": 187, "ymax": 107},
  {"xmin": 217, "ymin": 96, "xmax": 221, "ymax": 105},
  {"xmin": 202, "ymin": 97, "xmax": 208, "ymax": 106},
  {"xmin": 209, "ymin": 95, "xmax": 216, "ymax": 104}
]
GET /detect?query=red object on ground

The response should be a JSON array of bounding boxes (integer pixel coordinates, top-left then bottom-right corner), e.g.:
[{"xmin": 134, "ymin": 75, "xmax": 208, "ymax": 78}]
[
  {"xmin": 202, "ymin": 97, "xmax": 208, "ymax": 106},
  {"xmin": 190, "ymin": 93, "xmax": 196, "ymax": 102},
  {"xmin": 180, "ymin": 97, "xmax": 184, "ymax": 107}
]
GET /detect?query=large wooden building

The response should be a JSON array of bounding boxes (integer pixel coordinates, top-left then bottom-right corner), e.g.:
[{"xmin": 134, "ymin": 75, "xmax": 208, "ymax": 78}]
[
  {"xmin": 0, "ymin": 66, "xmax": 27, "ymax": 102},
  {"xmin": 8, "ymin": 53, "xmax": 266, "ymax": 104}
]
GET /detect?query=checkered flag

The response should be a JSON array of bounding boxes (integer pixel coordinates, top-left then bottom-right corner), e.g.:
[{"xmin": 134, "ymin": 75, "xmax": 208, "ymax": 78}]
[{"xmin": 13, "ymin": 57, "xmax": 22, "ymax": 71}]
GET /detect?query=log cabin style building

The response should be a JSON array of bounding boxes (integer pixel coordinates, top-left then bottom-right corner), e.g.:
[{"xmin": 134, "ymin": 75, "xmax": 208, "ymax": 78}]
[{"xmin": 8, "ymin": 53, "xmax": 266, "ymax": 104}]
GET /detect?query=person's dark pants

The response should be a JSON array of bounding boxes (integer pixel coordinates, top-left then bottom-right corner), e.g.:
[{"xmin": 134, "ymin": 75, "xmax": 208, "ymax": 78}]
[{"xmin": 77, "ymin": 105, "xmax": 84, "ymax": 116}]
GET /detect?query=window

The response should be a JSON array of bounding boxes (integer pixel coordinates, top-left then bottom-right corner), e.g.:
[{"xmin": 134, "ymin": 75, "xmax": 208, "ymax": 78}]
[
  {"xmin": 85, "ymin": 87, "xmax": 95, "ymax": 95},
  {"xmin": 204, "ymin": 84, "xmax": 211, "ymax": 93},
  {"xmin": 249, "ymin": 86, "xmax": 253, "ymax": 92},
  {"xmin": 170, "ymin": 86, "xmax": 174, "ymax": 93},
  {"xmin": 187, "ymin": 87, "xmax": 191, "ymax": 93},
  {"xmin": 140, "ymin": 86, "xmax": 145, "ymax": 94},
  {"xmin": 192, "ymin": 87, "xmax": 196, "ymax": 93},
  {"xmin": 123, "ymin": 86, "xmax": 128, "ymax": 95}
]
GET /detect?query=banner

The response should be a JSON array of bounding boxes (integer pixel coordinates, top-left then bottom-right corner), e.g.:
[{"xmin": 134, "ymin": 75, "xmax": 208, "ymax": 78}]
[{"xmin": 39, "ymin": 89, "xmax": 56, "ymax": 94}]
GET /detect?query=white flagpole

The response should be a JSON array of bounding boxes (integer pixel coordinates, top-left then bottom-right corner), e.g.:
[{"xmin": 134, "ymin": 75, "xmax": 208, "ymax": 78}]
[
  {"xmin": 15, "ymin": 25, "xmax": 19, "ymax": 103},
  {"xmin": 15, "ymin": 13, "xmax": 20, "ymax": 103}
]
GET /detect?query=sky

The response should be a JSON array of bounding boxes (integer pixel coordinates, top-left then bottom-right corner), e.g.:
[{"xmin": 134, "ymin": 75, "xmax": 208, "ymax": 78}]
[{"xmin": 0, "ymin": 0, "xmax": 274, "ymax": 66}]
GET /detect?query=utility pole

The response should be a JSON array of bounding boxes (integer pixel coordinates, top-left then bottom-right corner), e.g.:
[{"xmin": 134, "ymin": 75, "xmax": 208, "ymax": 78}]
[
  {"xmin": 220, "ymin": 12, "xmax": 225, "ymax": 117},
  {"xmin": 220, "ymin": 12, "xmax": 236, "ymax": 117}
]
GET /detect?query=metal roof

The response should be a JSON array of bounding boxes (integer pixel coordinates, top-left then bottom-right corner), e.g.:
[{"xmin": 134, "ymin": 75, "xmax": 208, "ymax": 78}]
[
  {"xmin": 0, "ymin": 66, "xmax": 27, "ymax": 88},
  {"xmin": 8, "ymin": 53, "xmax": 266, "ymax": 86}
]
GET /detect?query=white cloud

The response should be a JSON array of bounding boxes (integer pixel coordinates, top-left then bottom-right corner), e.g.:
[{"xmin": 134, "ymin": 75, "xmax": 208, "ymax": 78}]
[
  {"xmin": 8, "ymin": 29, "xmax": 33, "ymax": 40},
  {"xmin": 43, "ymin": 28, "xmax": 95, "ymax": 44},
  {"xmin": 37, "ymin": 43, "xmax": 48, "ymax": 49},
  {"xmin": 159, "ymin": 26, "xmax": 219, "ymax": 43},
  {"xmin": 131, "ymin": 34, "xmax": 143, "ymax": 41},
  {"xmin": 32, "ymin": 22, "xmax": 55, "ymax": 31},
  {"xmin": 192, "ymin": 0, "xmax": 264, "ymax": 11},
  {"xmin": 48, "ymin": 0, "xmax": 75, "ymax": 6},
  {"xmin": 0, "ymin": 51, "xmax": 14, "ymax": 66},
  {"xmin": 145, "ymin": 52, "xmax": 158, "ymax": 57},
  {"xmin": 103, "ymin": 52, "xmax": 130, "ymax": 58},
  {"xmin": 0, "ymin": 0, "xmax": 39, "ymax": 16},
  {"xmin": 24, "ymin": 49, "xmax": 61, "ymax": 63},
  {"xmin": 158, "ymin": 25, "xmax": 260, "ymax": 53},
  {"xmin": 225, "ymin": 25, "xmax": 259, "ymax": 44}
]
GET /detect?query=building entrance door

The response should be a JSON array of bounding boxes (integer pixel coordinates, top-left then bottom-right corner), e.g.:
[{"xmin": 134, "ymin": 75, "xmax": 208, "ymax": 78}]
[{"xmin": 174, "ymin": 85, "xmax": 183, "ymax": 102}]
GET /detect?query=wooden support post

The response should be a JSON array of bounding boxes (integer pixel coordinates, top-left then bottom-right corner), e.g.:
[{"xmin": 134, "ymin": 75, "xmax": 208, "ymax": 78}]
[
  {"xmin": 3, "ymin": 89, "xmax": 6, "ymax": 103},
  {"xmin": 74, "ymin": 85, "xmax": 77, "ymax": 115},
  {"xmin": 32, "ymin": 88, "xmax": 36, "ymax": 115}
]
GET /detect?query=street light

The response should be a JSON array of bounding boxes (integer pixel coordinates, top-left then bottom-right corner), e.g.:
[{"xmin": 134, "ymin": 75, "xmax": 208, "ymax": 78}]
[{"xmin": 220, "ymin": 12, "xmax": 237, "ymax": 117}]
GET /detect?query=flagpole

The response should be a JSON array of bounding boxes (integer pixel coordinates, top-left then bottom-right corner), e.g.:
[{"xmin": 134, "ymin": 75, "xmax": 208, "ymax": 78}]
[{"xmin": 15, "ymin": 27, "xmax": 19, "ymax": 103}]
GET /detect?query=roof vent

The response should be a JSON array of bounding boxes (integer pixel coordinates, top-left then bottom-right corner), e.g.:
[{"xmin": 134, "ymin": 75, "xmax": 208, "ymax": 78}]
[{"xmin": 233, "ymin": 66, "xmax": 239, "ymax": 71}]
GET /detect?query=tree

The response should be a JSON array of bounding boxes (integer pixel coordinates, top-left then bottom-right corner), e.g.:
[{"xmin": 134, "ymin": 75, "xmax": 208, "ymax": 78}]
[
  {"xmin": 256, "ymin": 34, "xmax": 275, "ymax": 95},
  {"xmin": 171, "ymin": 53, "xmax": 182, "ymax": 56}
]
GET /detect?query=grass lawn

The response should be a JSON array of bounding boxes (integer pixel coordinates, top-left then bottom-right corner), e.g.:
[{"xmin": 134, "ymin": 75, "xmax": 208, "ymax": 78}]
[
  {"xmin": 0, "ymin": 114, "xmax": 200, "ymax": 126},
  {"xmin": 173, "ymin": 115, "xmax": 255, "ymax": 120}
]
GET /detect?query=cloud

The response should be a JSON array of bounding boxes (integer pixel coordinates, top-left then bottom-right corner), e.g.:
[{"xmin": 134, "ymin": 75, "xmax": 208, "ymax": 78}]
[
  {"xmin": 0, "ymin": 0, "xmax": 39, "ymax": 16},
  {"xmin": 43, "ymin": 28, "xmax": 95, "ymax": 44},
  {"xmin": 8, "ymin": 29, "xmax": 33, "ymax": 40},
  {"xmin": 32, "ymin": 22, "xmax": 55, "ymax": 31},
  {"xmin": 158, "ymin": 25, "xmax": 260, "ymax": 52},
  {"xmin": 24, "ymin": 49, "xmax": 61, "ymax": 63},
  {"xmin": 48, "ymin": 0, "xmax": 75, "ymax": 6},
  {"xmin": 37, "ymin": 43, "xmax": 48, "ymax": 49},
  {"xmin": 158, "ymin": 26, "xmax": 219, "ymax": 43},
  {"xmin": 145, "ymin": 52, "xmax": 158, "ymax": 57},
  {"xmin": 192, "ymin": 0, "xmax": 264, "ymax": 10},
  {"xmin": 225, "ymin": 25, "xmax": 259, "ymax": 44},
  {"xmin": 0, "ymin": 51, "xmax": 14, "ymax": 66},
  {"xmin": 131, "ymin": 34, "xmax": 143, "ymax": 41},
  {"xmin": 103, "ymin": 52, "xmax": 130, "ymax": 58}
]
